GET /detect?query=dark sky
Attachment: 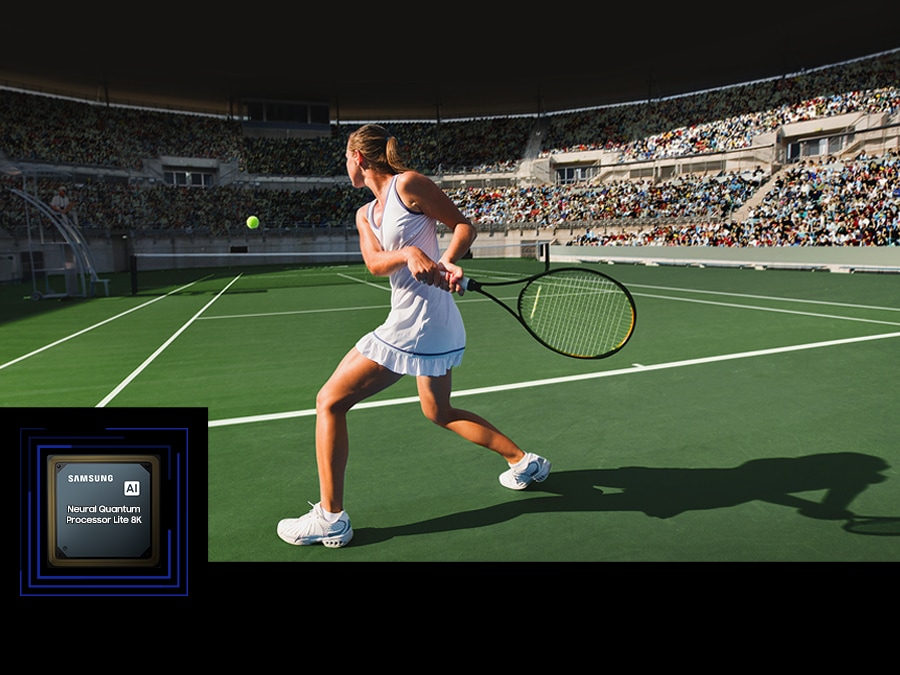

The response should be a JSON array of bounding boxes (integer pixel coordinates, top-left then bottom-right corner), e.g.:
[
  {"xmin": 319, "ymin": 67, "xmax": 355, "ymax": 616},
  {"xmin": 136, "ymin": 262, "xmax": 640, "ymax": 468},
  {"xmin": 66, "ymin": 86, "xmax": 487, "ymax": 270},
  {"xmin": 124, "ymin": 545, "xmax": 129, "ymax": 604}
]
[{"xmin": 2, "ymin": 4, "xmax": 897, "ymax": 120}]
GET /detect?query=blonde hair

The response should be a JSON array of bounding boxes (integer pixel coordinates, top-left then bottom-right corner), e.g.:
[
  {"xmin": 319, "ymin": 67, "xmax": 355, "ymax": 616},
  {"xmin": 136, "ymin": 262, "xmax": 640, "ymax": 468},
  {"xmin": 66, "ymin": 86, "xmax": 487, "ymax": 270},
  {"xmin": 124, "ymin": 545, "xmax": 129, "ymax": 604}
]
[{"xmin": 348, "ymin": 124, "xmax": 411, "ymax": 174}]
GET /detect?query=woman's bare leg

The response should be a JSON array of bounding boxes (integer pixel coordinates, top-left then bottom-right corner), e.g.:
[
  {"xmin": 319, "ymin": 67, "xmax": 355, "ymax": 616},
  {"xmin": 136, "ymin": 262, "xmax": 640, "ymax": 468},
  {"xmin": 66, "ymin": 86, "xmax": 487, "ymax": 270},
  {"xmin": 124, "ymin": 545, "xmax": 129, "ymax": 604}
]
[
  {"xmin": 316, "ymin": 349, "xmax": 402, "ymax": 512},
  {"xmin": 416, "ymin": 370, "xmax": 525, "ymax": 464}
]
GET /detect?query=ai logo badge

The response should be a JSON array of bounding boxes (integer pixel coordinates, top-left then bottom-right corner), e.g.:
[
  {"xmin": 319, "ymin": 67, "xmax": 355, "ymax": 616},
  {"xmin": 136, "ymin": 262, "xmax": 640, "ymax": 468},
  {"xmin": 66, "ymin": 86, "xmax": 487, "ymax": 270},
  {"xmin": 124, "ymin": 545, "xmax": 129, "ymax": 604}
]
[{"xmin": 125, "ymin": 480, "xmax": 140, "ymax": 496}]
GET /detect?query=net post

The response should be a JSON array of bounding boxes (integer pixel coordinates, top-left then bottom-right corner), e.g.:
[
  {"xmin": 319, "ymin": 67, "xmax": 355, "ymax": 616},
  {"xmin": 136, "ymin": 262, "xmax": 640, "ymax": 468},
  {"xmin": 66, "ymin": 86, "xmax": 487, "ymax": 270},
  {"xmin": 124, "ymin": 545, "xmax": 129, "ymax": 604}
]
[{"xmin": 130, "ymin": 254, "xmax": 138, "ymax": 295}]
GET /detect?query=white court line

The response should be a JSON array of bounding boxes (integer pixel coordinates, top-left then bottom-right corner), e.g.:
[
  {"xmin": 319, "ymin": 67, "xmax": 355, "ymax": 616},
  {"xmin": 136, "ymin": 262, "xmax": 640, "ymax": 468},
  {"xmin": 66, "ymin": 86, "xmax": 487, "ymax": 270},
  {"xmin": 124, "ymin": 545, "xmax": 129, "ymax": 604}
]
[
  {"xmin": 200, "ymin": 298, "xmax": 499, "ymax": 320},
  {"xmin": 630, "ymin": 283, "xmax": 900, "ymax": 312},
  {"xmin": 96, "ymin": 275, "xmax": 242, "ymax": 407},
  {"xmin": 196, "ymin": 290, "xmax": 898, "ymax": 325},
  {"xmin": 198, "ymin": 304, "xmax": 391, "ymax": 320},
  {"xmin": 337, "ymin": 272, "xmax": 389, "ymax": 291},
  {"xmin": 197, "ymin": 272, "xmax": 501, "ymax": 320},
  {"xmin": 207, "ymin": 330, "xmax": 900, "ymax": 428},
  {"xmin": 199, "ymin": 271, "xmax": 389, "ymax": 320},
  {"xmin": 635, "ymin": 292, "xmax": 900, "ymax": 326},
  {"xmin": 0, "ymin": 279, "xmax": 207, "ymax": 372}
]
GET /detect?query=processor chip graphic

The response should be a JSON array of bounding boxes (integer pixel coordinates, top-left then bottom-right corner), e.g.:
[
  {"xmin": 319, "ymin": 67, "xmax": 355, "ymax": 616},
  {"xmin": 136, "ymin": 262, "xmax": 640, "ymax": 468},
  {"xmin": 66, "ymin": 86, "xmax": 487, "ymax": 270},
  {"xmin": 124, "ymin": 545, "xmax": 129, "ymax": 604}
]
[{"xmin": 47, "ymin": 455, "xmax": 160, "ymax": 566}]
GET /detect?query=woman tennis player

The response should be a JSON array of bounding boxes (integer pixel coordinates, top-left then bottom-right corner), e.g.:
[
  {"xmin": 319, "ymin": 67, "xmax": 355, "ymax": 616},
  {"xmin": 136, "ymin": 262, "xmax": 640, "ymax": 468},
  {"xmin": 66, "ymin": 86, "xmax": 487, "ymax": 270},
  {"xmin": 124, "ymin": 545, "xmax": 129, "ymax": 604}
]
[{"xmin": 277, "ymin": 124, "xmax": 551, "ymax": 547}]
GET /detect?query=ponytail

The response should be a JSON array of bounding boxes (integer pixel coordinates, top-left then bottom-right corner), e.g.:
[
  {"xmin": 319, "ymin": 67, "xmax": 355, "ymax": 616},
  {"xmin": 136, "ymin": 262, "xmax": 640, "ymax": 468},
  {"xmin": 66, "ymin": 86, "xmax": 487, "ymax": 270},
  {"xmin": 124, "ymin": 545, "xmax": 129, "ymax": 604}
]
[{"xmin": 348, "ymin": 124, "xmax": 411, "ymax": 174}]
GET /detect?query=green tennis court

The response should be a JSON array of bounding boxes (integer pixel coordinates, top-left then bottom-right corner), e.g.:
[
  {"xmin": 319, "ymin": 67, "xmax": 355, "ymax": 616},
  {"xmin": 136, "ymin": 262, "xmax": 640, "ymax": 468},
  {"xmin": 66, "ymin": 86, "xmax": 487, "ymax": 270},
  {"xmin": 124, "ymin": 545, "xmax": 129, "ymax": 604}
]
[{"xmin": 3, "ymin": 258, "xmax": 898, "ymax": 561}]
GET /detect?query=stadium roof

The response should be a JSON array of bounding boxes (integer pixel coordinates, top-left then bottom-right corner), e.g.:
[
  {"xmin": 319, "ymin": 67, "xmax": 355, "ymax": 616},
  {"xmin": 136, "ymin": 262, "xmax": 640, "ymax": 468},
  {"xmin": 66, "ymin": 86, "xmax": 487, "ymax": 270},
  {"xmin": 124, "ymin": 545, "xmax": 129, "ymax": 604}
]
[{"xmin": 1, "ymin": 4, "xmax": 897, "ymax": 122}]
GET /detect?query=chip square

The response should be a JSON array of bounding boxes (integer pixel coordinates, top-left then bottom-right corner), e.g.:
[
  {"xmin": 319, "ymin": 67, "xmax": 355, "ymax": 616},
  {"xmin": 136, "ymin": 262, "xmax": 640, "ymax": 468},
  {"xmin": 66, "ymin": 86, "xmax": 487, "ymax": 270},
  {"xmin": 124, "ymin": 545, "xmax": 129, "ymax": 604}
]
[{"xmin": 47, "ymin": 455, "xmax": 160, "ymax": 567}]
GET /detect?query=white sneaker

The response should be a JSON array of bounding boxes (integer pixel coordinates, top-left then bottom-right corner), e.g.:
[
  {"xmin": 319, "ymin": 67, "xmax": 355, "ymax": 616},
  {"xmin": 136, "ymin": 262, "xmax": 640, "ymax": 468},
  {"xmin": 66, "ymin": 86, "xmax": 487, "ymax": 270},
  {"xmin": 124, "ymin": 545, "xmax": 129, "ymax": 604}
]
[
  {"xmin": 277, "ymin": 502, "xmax": 353, "ymax": 548},
  {"xmin": 499, "ymin": 453, "xmax": 551, "ymax": 490}
]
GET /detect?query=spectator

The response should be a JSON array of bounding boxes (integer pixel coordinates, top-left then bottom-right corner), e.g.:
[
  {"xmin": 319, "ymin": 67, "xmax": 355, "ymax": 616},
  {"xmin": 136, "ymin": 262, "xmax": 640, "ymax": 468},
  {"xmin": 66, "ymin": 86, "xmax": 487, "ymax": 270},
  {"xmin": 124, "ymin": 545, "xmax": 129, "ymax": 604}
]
[{"xmin": 50, "ymin": 185, "xmax": 76, "ymax": 224}]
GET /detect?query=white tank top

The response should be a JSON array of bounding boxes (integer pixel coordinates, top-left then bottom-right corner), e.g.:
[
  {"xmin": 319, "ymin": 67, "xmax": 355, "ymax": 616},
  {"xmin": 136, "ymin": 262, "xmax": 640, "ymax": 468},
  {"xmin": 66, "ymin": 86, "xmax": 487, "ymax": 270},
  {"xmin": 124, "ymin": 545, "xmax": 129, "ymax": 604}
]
[{"xmin": 355, "ymin": 174, "xmax": 466, "ymax": 376}]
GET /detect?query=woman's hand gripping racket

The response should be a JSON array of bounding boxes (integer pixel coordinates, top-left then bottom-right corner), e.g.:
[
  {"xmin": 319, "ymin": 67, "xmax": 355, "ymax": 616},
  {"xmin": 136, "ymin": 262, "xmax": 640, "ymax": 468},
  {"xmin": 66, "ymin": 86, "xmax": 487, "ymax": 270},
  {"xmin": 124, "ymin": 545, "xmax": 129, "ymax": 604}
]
[{"xmin": 457, "ymin": 267, "xmax": 636, "ymax": 359}]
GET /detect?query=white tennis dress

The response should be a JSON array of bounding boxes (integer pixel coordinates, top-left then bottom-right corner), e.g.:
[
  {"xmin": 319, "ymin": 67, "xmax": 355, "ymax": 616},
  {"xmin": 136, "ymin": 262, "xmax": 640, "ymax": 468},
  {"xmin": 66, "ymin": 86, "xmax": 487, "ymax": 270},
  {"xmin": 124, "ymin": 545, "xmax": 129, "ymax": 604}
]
[{"xmin": 355, "ymin": 174, "xmax": 466, "ymax": 377}]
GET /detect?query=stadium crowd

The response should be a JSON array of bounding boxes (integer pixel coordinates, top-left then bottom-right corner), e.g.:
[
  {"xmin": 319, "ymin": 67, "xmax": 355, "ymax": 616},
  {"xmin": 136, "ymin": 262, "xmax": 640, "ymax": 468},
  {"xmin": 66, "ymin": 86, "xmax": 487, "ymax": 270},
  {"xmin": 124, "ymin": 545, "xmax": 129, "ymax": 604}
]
[
  {"xmin": 540, "ymin": 52, "xmax": 900, "ymax": 162},
  {"xmin": 0, "ymin": 50, "xmax": 898, "ymax": 246},
  {"xmin": 0, "ymin": 90, "xmax": 533, "ymax": 177},
  {"xmin": 570, "ymin": 151, "xmax": 899, "ymax": 247},
  {"xmin": 3, "ymin": 51, "xmax": 897, "ymax": 176},
  {"xmin": 447, "ymin": 167, "xmax": 769, "ymax": 225}
]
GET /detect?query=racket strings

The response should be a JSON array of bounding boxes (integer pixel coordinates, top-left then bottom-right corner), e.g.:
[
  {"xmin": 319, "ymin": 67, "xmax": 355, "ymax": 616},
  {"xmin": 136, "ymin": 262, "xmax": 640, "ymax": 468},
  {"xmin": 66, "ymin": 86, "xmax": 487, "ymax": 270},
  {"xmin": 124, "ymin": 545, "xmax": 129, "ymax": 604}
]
[{"xmin": 520, "ymin": 271, "xmax": 634, "ymax": 357}]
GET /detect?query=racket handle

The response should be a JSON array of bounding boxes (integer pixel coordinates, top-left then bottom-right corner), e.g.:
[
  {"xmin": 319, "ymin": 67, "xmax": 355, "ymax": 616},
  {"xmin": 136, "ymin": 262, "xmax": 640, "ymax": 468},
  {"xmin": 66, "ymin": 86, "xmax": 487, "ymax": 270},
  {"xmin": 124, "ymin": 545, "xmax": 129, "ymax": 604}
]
[
  {"xmin": 459, "ymin": 276, "xmax": 481, "ymax": 291},
  {"xmin": 443, "ymin": 271, "xmax": 478, "ymax": 292}
]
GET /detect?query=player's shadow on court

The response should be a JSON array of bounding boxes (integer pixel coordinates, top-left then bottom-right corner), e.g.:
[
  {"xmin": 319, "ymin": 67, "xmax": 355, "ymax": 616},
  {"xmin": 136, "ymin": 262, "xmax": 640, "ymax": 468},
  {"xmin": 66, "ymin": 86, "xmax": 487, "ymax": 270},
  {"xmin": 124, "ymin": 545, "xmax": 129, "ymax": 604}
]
[{"xmin": 352, "ymin": 452, "xmax": 892, "ymax": 546}]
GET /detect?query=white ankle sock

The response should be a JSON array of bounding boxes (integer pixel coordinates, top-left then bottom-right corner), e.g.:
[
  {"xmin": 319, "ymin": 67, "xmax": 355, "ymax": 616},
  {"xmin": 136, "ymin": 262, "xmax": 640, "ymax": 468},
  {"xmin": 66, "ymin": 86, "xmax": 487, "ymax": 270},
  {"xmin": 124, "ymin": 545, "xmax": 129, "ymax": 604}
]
[
  {"xmin": 320, "ymin": 506, "xmax": 343, "ymax": 523},
  {"xmin": 509, "ymin": 453, "xmax": 531, "ymax": 469}
]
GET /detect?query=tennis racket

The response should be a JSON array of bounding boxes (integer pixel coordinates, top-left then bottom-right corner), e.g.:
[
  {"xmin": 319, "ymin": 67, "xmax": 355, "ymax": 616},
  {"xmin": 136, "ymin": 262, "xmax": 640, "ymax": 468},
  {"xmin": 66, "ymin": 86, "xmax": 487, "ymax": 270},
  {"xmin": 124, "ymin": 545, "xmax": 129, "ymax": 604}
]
[{"xmin": 458, "ymin": 267, "xmax": 636, "ymax": 359}]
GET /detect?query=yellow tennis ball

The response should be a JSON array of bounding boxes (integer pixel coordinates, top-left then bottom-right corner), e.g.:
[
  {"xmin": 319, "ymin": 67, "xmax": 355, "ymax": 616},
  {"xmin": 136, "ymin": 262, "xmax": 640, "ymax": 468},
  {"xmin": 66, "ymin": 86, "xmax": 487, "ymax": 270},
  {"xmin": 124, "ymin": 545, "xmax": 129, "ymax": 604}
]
[{"xmin": 246, "ymin": 215, "xmax": 259, "ymax": 229}]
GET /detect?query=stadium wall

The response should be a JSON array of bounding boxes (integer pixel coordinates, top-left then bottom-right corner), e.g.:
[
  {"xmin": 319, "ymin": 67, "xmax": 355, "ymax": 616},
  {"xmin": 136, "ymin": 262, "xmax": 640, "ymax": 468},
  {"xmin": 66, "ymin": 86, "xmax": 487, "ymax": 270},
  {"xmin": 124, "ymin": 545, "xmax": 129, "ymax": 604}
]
[
  {"xmin": 2, "ymin": 228, "xmax": 897, "ymax": 283},
  {"xmin": 550, "ymin": 244, "xmax": 900, "ymax": 273}
]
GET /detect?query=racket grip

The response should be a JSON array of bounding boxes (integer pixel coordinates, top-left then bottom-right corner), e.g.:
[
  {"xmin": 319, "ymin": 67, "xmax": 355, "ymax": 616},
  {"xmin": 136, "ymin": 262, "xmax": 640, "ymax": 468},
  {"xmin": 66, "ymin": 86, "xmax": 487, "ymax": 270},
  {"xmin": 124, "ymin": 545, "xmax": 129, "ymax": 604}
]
[
  {"xmin": 443, "ymin": 271, "xmax": 477, "ymax": 291},
  {"xmin": 459, "ymin": 276, "xmax": 480, "ymax": 291}
]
